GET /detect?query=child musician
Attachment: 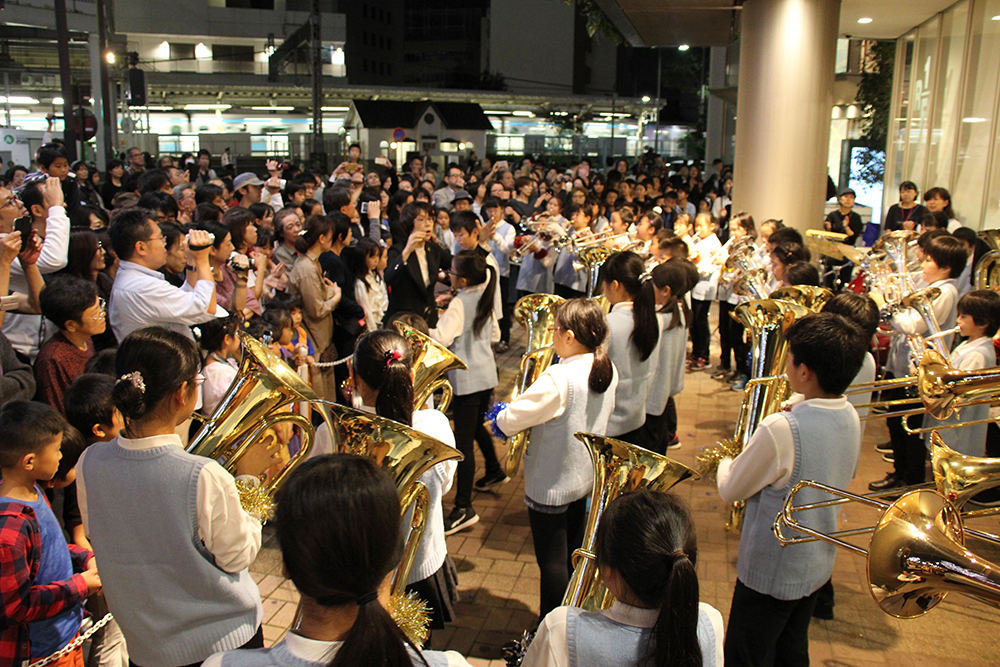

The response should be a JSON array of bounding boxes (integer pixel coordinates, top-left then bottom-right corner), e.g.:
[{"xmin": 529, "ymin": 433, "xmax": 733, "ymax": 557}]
[
  {"xmin": 717, "ymin": 313, "xmax": 867, "ymax": 667},
  {"xmin": 491, "ymin": 298, "xmax": 617, "ymax": 620},
  {"xmin": 523, "ymin": 490, "xmax": 724, "ymax": 667},
  {"xmin": 688, "ymin": 214, "xmax": 721, "ymax": 370},
  {"xmin": 553, "ymin": 205, "xmax": 594, "ymax": 299}
]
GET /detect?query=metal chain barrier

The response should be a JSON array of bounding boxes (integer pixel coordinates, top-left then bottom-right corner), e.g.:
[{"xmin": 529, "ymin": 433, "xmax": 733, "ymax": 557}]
[{"xmin": 29, "ymin": 613, "xmax": 114, "ymax": 667}]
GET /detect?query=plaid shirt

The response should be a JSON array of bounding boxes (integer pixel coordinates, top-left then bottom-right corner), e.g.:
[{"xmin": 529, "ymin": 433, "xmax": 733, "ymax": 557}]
[{"xmin": 0, "ymin": 498, "xmax": 91, "ymax": 666}]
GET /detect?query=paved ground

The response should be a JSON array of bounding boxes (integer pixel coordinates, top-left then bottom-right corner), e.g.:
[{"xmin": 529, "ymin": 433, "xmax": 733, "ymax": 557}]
[{"xmin": 250, "ymin": 312, "xmax": 1000, "ymax": 666}]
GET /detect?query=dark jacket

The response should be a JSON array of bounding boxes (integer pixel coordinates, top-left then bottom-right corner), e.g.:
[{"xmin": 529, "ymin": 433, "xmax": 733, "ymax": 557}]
[{"xmin": 384, "ymin": 242, "xmax": 451, "ymax": 327}]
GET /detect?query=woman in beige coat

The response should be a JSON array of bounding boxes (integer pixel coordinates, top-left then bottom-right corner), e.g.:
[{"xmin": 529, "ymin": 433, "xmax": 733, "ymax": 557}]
[{"xmin": 288, "ymin": 214, "xmax": 341, "ymax": 398}]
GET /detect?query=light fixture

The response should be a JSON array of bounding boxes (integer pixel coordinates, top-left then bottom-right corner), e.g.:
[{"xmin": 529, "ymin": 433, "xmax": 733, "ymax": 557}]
[
  {"xmin": 641, "ymin": 95, "xmax": 651, "ymax": 103},
  {"xmin": 512, "ymin": 111, "xmax": 534, "ymax": 117},
  {"xmin": 132, "ymin": 105, "xmax": 173, "ymax": 111},
  {"xmin": 184, "ymin": 103, "xmax": 231, "ymax": 110},
  {"xmin": 963, "ymin": 117, "xmax": 988, "ymax": 123},
  {"xmin": 321, "ymin": 106, "xmax": 349, "ymax": 112},
  {"xmin": 483, "ymin": 110, "xmax": 511, "ymax": 115},
  {"xmin": 390, "ymin": 142, "xmax": 398, "ymax": 149},
  {"xmin": 678, "ymin": 44, "xmax": 690, "ymax": 51},
  {"xmin": 52, "ymin": 97, "xmax": 64, "ymax": 105},
  {"xmin": 88, "ymin": 97, "xmax": 94, "ymax": 105},
  {"xmin": 6, "ymin": 110, "xmax": 30, "ymax": 116},
  {"xmin": 857, "ymin": 17, "xmax": 873, "ymax": 24},
  {"xmin": 459, "ymin": 142, "xmax": 466, "ymax": 150},
  {"xmin": 105, "ymin": 52, "xmax": 116, "ymax": 64},
  {"xmin": 992, "ymin": 14, "xmax": 1000, "ymax": 20},
  {"xmin": 0, "ymin": 96, "xmax": 38, "ymax": 105},
  {"xmin": 251, "ymin": 106, "xmax": 295, "ymax": 111}
]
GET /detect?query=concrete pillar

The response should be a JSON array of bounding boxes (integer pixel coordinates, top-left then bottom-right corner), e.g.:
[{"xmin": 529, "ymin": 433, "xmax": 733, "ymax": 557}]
[
  {"xmin": 732, "ymin": 0, "xmax": 839, "ymax": 232},
  {"xmin": 704, "ymin": 46, "xmax": 727, "ymax": 166}
]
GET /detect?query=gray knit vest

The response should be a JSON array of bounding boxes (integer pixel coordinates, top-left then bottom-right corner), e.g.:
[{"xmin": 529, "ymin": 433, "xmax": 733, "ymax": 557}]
[
  {"xmin": 218, "ymin": 640, "xmax": 451, "ymax": 667},
  {"xmin": 737, "ymin": 402, "xmax": 860, "ymax": 600},
  {"xmin": 606, "ymin": 307, "xmax": 654, "ymax": 436},
  {"xmin": 81, "ymin": 440, "xmax": 262, "ymax": 667},
  {"xmin": 566, "ymin": 605, "xmax": 718, "ymax": 667},
  {"xmin": 447, "ymin": 286, "xmax": 498, "ymax": 396},
  {"xmin": 523, "ymin": 357, "xmax": 614, "ymax": 507}
]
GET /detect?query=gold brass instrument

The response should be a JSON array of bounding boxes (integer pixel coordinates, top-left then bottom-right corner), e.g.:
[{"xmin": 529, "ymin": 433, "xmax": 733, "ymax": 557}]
[
  {"xmin": 768, "ymin": 285, "xmax": 833, "ymax": 313},
  {"xmin": 394, "ymin": 322, "xmax": 467, "ymax": 412},
  {"xmin": 732, "ymin": 267, "xmax": 771, "ymax": 300},
  {"xmin": 975, "ymin": 230, "xmax": 1000, "ymax": 290},
  {"xmin": 774, "ymin": 484, "xmax": 1000, "ymax": 618},
  {"xmin": 721, "ymin": 237, "xmax": 761, "ymax": 287},
  {"xmin": 699, "ymin": 299, "xmax": 809, "ymax": 532},
  {"xmin": 323, "ymin": 402, "xmax": 463, "ymax": 597},
  {"xmin": 504, "ymin": 294, "xmax": 565, "ymax": 477},
  {"xmin": 900, "ymin": 286, "xmax": 948, "ymax": 360},
  {"xmin": 578, "ymin": 245, "xmax": 613, "ymax": 298},
  {"xmin": 188, "ymin": 330, "xmax": 332, "ymax": 502},
  {"xmin": 563, "ymin": 433, "xmax": 699, "ymax": 611}
]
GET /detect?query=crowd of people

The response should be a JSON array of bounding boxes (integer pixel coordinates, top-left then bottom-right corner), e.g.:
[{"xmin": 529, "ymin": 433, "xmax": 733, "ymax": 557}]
[{"xmin": 0, "ymin": 139, "xmax": 994, "ymax": 667}]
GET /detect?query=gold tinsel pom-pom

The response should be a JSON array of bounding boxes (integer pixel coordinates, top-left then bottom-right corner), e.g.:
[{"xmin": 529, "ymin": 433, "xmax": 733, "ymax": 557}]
[
  {"xmin": 235, "ymin": 479, "xmax": 275, "ymax": 522},
  {"xmin": 696, "ymin": 440, "xmax": 741, "ymax": 479},
  {"xmin": 387, "ymin": 591, "xmax": 431, "ymax": 649}
]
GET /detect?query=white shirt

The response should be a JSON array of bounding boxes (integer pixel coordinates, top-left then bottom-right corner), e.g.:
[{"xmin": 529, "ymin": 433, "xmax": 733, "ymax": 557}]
[
  {"xmin": 428, "ymin": 283, "xmax": 501, "ymax": 347},
  {"xmin": 2, "ymin": 206, "xmax": 70, "ymax": 358},
  {"xmin": 355, "ymin": 274, "xmax": 389, "ymax": 333},
  {"xmin": 522, "ymin": 601, "xmax": 724, "ymax": 667},
  {"xmin": 202, "ymin": 357, "xmax": 239, "ymax": 416},
  {"xmin": 77, "ymin": 433, "xmax": 262, "ymax": 574},
  {"xmin": 203, "ymin": 629, "xmax": 472, "ymax": 667},
  {"xmin": 110, "ymin": 260, "xmax": 228, "ymax": 341},
  {"xmin": 717, "ymin": 396, "xmax": 855, "ymax": 503},
  {"xmin": 489, "ymin": 221, "xmax": 516, "ymax": 277}
]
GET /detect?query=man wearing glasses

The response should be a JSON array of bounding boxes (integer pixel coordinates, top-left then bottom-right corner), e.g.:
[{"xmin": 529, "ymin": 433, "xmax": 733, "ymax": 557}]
[
  {"xmin": 126, "ymin": 147, "xmax": 146, "ymax": 176},
  {"xmin": 107, "ymin": 208, "xmax": 225, "ymax": 341}
]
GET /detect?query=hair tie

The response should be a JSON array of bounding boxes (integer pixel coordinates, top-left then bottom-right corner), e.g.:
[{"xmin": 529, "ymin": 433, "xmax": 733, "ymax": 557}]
[
  {"xmin": 639, "ymin": 270, "xmax": 653, "ymax": 285},
  {"xmin": 384, "ymin": 349, "xmax": 403, "ymax": 366},
  {"xmin": 298, "ymin": 229, "xmax": 308, "ymax": 236},
  {"xmin": 118, "ymin": 371, "xmax": 145, "ymax": 394},
  {"xmin": 356, "ymin": 591, "xmax": 378, "ymax": 605},
  {"xmin": 672, "ymin": 549, "xmax": 688, "ymax": 561}
]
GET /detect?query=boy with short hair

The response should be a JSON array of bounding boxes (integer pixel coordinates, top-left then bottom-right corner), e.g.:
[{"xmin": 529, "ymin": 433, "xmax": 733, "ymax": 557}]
[
  {"xmin": 718, "ymin": 313, "xmax": 866, "ymax": 667},
  {"xmin": 0, "ymin": 401, "xmax": 102, "ymax": 666},
  {"xmin": 34, "ymin": 276, "xmax": 105, "ymax": 414},
  {"xmin": 28, "ymin": 144, "xmax": 80, "ymax": 214},
  {"xmin": 450, "ymin": 210, "xmax": 502, "ymax": 323},
  {"xmin": 481, "ymin": 198, "xmax": 515, "ymax": 349}
]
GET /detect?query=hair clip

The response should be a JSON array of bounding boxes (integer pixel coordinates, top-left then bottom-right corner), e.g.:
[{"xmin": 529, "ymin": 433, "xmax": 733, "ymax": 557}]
[
  {"xmin": 639, "ymin": 270, "xmax": 653, "ymax": 284},
  {"xmin": 384, "ymin": 349, "xmax": 403, "ymax": 366},
  {"xmin": 298, "ymin": 229, "xmax": 308, "ymax": 236},
  {"xmin": 118, "ymin": 371, "xmax": 145, "ymax": 394}
]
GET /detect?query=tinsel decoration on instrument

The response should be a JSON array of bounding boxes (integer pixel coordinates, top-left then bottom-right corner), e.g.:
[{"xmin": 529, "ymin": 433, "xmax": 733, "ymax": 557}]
[
  {"xmin": 387, "ymin": 591, "xmax": 431, "ymax": 649},
  {"xmin": 501, "ymin": 631, "xmax": 534, "ymax": 667},
  {"xmin": 235, "ymin": 478, "xmax": 274, "ymax": 522},
  {"xmin": 486, "ymin": 402, "xmax": 509, "ymax": 440},
  {"xmin": 696, "ymin": 440, "xmax": 741, "ymax": 479}
]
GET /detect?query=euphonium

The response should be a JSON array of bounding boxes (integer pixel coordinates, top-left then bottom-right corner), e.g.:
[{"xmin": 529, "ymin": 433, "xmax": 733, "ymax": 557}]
[
  {"xmin": 699, "ymin": 299, "xmax": 809, "ymax": 532},
  {"xmin": 721, "ymin": 239, "xmax": 760, "ymax": 287},
  {"xmin": 563, "ymin": 434, "xmax": 699, "ymax": 611},
  {"xmin": 769, "ymin": 285, "xmax": 833, "ymax": 313},
  {"xmin": 578, "ymin": 245, "xmax": 612, "ymax": 298},
  {"xmin": 975, "ymin": 230, "xmax": 1000, "ymax": 289},
  {"xmin": 732, "ymin": 267, "xmax": 770, "ymax": 300},
  {"xmin": 188, "ymin": 330, "xmax": 332, "ymax": 501},
  {"xmin": 394, "ymin": 322, "xmax": 467, "ymax": 412},
  {"xmin": 323, "ymin": 402, "xmax": 463, "ymax": 597},
  {"xmin": 504, "ymin": 294, "xmax": 565, "ymax": 477}
]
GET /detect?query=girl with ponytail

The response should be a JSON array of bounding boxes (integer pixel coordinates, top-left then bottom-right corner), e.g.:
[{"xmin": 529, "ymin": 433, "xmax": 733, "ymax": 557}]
[
  {"xmin": 429, "ymin": 250, "xmax": 504, "ymax": 536},
  {"xmin": 638, "ymin": 259, "xmax": 695, "ymax": 454},
  {"xmin": 522, "ymin": 490, "xmax": 723, "ymax": 667},
  {"xmin": 599, "ymin": 250, "xmax": 660, "ymax": 444},
  {"xmin": 492, "ymin": 298, "xmax": 618, "ymax": 619},
  {"xmin": 204, "ymin": 454, "xmax": 472, "ymax": 667}
]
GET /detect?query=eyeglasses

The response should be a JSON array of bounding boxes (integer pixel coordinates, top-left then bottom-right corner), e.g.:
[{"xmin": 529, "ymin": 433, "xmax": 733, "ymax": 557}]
[
  {"xmin": 146, "ymin": 234, "xmax": 167, "ymax": 245},
  {"xmin": 0, "ymin": 196, "xmax": 16, "ymax": 210}
]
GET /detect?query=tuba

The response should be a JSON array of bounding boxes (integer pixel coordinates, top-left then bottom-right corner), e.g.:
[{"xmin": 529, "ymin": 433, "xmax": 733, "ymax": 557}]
[
  {"xmin": 975, "ymin": 230, "xmax": 1000, "ymax": 290},
  {"xmin": 732, "ymin": 267, "xmax": 771, "ymax": 300},
  {"xmin": 563, "ymin": 434, "xmax": 699, "ymax": 611},
  {"xmin": 394, "ymin": 322, "xmax": 467, "ymax": 412},
  {"xmin": 323, "ymin": 402, "xmax": 463, "ymax": 597},
  {"xmin": 699, "ymin": 299, "xmax": 809, "ymax": 532},
  {"xmin": 188, "ymin": 330, "xmax": 332, "ymax": 504},
  {"xmin": 768, "ymin": 285, "xmax": 833, "ymax": 313},
  {"xmin": 504, "ymin": 294, "xmax": 565, "ymax": 477},
  {"xmin": 578, "ymin": 245, "xmax": 613, "ymax": 298}
]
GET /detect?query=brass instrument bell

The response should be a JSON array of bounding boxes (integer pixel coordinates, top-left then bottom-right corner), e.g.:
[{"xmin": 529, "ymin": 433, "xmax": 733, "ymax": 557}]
[{"xmin": 394, "ymin": 321, "xmax": 467, "ymax": 412}]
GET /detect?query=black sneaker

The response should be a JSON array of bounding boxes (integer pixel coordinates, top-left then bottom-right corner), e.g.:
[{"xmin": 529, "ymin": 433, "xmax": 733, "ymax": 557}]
[
  {"xmin": 474, "ymin": 470, "xmax": 510, "ymax": 492},
  {"xmin": 444, "ymin": 506, "xmax": 479, "ymax": 535},
  {"xmin": 875, "ymin": 441, "xmax": 892, "ymax": 454},
  {"xmin": 868, "ymin": 473, "xmax": 905, "ymax": 492},
  {"xmin": 666, "ymin": 436, "xmax": 681, "ymax": 450}
]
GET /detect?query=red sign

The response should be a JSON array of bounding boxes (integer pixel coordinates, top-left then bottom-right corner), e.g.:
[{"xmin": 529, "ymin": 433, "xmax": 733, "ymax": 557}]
[{"xmin": 392, "ymin": 127, "xmax": 406, "ymax": 141}]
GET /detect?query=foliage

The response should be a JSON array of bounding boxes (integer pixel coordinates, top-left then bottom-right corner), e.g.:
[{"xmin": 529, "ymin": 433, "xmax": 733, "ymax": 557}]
[
  {"xmin": 853, "ymin": 41, "xmax": 895, "ymax": 185},
  {"xmin": 477, "ymin": 70, "xmax": 507, "ymax": 91},
  {"xmin": 564, "ymin": 0, "xmax": 626, "ymax": 45}
]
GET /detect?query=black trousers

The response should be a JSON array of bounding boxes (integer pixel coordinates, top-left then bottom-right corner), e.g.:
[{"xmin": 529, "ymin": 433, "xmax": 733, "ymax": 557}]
[
  {"xmin": 528, "ymin": 497, "xmax": 588, "ymax": 619},
  {"xmin": 664, "ymin": 396, "xmax": 678, "ymax": 440},
  {"xmin": 554, "ymin": 283, "xmax": 585, "ymax": 300},
  {"xmin": 724, "ymin": 580, "xmax": 819, "ymax": 667},
  {"xmin": 499, "ymin": 275, "xmax": 512, "ymax": 344},
  {"xmin": 451, "ymin": 389, "xmax": 501, "ymax": 508},
  {"xmin": 690, "ymin": 298, "xmax": 712, "ymax": 361},
  {"xmin": 718, "ymin": 301, "xmax": 736, "ymax": 369},
  {"xmin": 129, "ymin": 626, "xmax": 263, "ymax": 667},
  {"xmin": 639, "ymin": 402, "xmax": 670, "ymax": 454},
  {"xmin": 884, "ymin": 374, "xmax": 926, "ymax": 484}
]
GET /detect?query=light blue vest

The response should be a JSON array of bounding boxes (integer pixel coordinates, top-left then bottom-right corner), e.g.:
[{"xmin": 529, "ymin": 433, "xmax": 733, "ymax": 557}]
[
  {"xmin": 447, "ymin": 286, "xmax": 499, "ymax": 396},
  {"xmin": 523, "ymin": 356, "xmax": 615, "ymax": 506},
  {"xmin": 515, "ymin": 253, "xmax": 554, "ymax": 294},
  {"xmin": 606, "ymin": 306, "xmax": 655, "ymax": 436},
  {"xmin": 737, "ymin": 402, "xmax": 860, "ymax": 600},
  {"xmin": 81, "ymin": 440, "xmax": 262, "ymax": 667},
  {"xmin": 218, "ymin": 640, "xmax": 451, "ymax": 667},
  {"xmin": 566, "ymin": 605, "xmax": 718, "ymax": 667}
]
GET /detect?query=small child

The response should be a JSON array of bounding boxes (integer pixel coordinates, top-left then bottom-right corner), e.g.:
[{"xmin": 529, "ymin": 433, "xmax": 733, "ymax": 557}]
[
  {"xmin": 688, "ymin": 213, "xmax": 720, "ymax": 370},
  {"xmin": 0, "ymin": 401, "xmax": 102, "ymax": 665},
  {"xmin": 552, "ymin": 205, "xmax": 593, "ymax": 299},
  {"xmin": 348, "ymin": 238, "xmax": 389, "ymax": 333},
  {"xmin": 267, "ymin": 292, "xmax": 316, "ymax": 363},
  {"xmin": 492, "ymin": 299, "xmax": 617, "ymax": 619},
  {"xmin": 197, "ymin": 315, "xmax": 242, "ymax": 417},
  {"xmin": 923, "ymin": 289, "xmax": 1000, "ymax": 456},
  {"xmin": 482, "ymin": 198, "xmax": 516, "ymax": 349},
  {"xmin": 718, "ymin": 313, "xmax": 867, "ymax": 666},
  {"xmin": 450, "ymin": 211, "xmax": 502, "ymax": 325},
  {"xmin": 34, "ymin": 275, "xmax": 106, "ymax": 414}
]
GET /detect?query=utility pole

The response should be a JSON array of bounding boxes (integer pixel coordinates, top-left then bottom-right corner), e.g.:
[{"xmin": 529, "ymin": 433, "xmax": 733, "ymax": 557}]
[
  {"xmin": 95, "ymin": 0, "xmax": 115, "ymax": 168},
  {"xmin": 310, "ymin": 0, "xmax": 325, "ymax": 170},
  {"xmin": 54, "ymin": 0, "xmax": 77, "ymax": 161}
]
